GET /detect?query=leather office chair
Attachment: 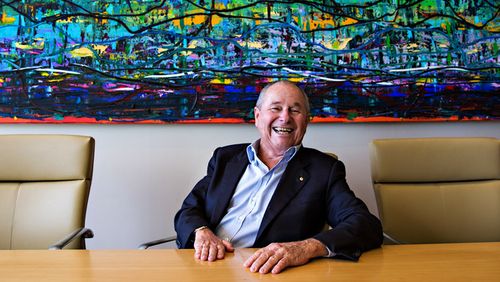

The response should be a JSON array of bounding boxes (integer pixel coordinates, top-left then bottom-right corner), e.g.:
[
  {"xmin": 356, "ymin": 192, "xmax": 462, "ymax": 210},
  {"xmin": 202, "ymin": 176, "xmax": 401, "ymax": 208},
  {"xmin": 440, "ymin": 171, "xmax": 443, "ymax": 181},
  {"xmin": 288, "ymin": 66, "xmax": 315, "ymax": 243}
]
[
  {"xmin": 369, "ymin": 137, "xmax": 500, "ymax": 244},
  {"xmin": 0, "ymin": 134, "xmax": 95, "ymax": 249},
  {"xmin": 138, "ymin": 151, "xmax": 337, "ymax": 249}
]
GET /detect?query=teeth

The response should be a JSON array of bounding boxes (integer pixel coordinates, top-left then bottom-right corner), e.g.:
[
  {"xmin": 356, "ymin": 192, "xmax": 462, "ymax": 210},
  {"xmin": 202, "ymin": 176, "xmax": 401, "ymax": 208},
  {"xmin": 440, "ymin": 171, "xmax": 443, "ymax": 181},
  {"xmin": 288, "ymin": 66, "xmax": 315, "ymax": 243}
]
[{"xmin": 273, "ymin": 127, "xmax": 293, "ymax": 133}]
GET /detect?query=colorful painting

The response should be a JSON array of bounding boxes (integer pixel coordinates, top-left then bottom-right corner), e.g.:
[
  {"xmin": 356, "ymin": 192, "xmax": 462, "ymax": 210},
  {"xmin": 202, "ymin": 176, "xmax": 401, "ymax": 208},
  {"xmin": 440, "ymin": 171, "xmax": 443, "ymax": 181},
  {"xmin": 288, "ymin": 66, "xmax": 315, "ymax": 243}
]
[{"xmin": 0, "ymin": 0, "xmax": 498, "ymax": 123}]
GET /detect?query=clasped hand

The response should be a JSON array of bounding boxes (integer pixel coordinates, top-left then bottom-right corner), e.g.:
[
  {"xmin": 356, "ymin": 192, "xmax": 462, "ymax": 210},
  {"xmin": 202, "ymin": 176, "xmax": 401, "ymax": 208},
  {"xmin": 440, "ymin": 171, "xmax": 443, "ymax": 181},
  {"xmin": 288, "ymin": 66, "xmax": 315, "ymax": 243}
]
[{"xmin": 194, "ymin": 229, "xmax": 327, "ymax": 274}]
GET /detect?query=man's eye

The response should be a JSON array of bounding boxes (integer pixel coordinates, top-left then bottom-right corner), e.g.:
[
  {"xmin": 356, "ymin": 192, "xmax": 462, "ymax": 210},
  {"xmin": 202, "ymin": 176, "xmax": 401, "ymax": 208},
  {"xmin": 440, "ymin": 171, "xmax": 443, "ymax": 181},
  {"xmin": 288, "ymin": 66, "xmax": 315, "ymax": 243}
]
[{"xmin": 270, "ymin": 107, "xmax": 281, "ymax": 112}]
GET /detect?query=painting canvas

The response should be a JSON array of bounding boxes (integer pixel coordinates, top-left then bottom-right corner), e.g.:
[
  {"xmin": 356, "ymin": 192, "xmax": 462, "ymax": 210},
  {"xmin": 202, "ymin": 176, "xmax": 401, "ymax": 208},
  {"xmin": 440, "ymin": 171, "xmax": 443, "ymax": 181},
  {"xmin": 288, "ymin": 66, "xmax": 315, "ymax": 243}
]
[{"xmin": 0, "ymin": 0, "xmax": 498, "ymax": 123}]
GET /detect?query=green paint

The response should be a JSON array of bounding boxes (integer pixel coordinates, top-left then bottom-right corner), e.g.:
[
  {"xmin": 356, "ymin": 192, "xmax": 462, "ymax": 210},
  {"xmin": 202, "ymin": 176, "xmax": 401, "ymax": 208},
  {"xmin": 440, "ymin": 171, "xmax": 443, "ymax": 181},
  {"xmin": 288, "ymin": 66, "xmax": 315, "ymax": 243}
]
[
  {"xmin": 53, "ymin": 113, "xmax": 64, "ymax": 120},
  {"xmin": 347, "ymin": 112, "xmax": 358, "ymax": 120}
]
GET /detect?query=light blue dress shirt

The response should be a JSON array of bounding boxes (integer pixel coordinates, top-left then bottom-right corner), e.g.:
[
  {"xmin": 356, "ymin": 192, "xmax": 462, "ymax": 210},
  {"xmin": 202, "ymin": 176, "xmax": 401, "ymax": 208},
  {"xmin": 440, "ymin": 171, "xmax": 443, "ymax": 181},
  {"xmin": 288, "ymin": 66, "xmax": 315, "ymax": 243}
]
[{"xmin": 214, "ymin": 142, "xmax": 299, "ymax": 247}]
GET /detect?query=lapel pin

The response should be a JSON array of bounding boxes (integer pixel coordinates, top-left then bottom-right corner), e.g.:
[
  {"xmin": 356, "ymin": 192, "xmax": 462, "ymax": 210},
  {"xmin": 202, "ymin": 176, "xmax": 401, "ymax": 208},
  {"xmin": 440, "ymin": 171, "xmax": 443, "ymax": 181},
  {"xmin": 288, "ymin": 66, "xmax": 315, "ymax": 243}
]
[{"xmin": 299, "ymin": 176, "xmax": 304, "ymax": 182}]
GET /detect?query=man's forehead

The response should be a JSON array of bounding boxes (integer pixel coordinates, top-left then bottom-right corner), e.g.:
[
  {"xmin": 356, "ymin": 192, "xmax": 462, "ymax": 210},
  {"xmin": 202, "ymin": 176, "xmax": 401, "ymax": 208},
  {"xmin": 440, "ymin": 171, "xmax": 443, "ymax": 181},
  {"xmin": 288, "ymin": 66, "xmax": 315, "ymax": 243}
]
[
  {"xmin": 268, "ymin": 100, "xmax": 304, "ymax": 108},
  {"xmin": 265, "ymin": 84, "xmax": 304, "ymax": 99}
]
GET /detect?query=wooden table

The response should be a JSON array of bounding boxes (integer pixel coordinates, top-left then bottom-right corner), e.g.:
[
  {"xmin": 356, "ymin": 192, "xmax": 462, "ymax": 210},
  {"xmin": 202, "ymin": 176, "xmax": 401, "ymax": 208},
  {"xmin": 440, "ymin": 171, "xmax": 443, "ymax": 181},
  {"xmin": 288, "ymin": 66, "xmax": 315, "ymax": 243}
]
[{"xmin": 1, "ymin": 242, "xmax": 499, "ymax": 281}]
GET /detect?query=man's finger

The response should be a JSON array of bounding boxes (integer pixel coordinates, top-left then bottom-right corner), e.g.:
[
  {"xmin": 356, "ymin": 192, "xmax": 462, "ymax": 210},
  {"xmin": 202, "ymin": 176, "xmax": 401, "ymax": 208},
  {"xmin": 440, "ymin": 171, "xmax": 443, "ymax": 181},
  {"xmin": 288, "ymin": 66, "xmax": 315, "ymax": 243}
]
[
  {"xmin": 208, "ymin": 244, "xmax": 218, "ymax": 261},
  {"xmin": 271, "ymin": 258, "xmax": 288, "ymax": 274},
  {"xmin": 222, "ymin": 240, "xmax": 234, "ymax": 252},
  {"xmin": 216, "ymin": 244, "xmax": 225, "ymax": 259},
  {"xmin": 200, "ymin": 244, "xmax": 209, "ymax": 261},
  {"xmin": 257, "ymin": 254, "xmax": 282, "ymax": 274},
  {"xmin": 249, "ymin": 252, "xmax": 271, "ymax": 273},
  {"xmin": 243, "ymin": 250, "xmax": 261, "ymax": 267}
]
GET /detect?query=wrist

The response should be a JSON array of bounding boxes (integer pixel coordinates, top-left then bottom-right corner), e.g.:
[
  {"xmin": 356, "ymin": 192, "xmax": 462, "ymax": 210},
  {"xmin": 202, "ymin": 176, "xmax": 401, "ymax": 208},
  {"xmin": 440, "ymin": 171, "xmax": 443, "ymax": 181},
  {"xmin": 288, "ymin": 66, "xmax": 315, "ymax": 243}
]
[
  {"xmin": 194, "ymin": 226, "xmax": 209, "ymax": 234},
  {"xmin": 305, "ymin": 238, "xmax": 329, "ymax": 258}
]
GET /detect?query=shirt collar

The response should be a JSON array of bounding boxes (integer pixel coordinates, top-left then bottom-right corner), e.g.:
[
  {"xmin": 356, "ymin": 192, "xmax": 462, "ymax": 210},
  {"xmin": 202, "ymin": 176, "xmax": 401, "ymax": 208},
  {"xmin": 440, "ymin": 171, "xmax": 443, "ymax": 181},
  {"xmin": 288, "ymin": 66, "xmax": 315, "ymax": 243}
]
[{"xmin": 246, "ymin": 140, "xmax": 301, "ymax": 164}]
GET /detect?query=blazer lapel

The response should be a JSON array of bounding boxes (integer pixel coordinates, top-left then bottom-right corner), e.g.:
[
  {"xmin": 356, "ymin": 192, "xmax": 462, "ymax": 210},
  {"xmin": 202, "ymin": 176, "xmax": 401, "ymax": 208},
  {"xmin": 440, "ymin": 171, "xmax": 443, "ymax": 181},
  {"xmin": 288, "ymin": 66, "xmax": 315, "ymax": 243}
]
[
  {"xmin": 256, "ymin": 151, "xmax": 310, "ymax": 240},
  {"xmin": 209, "ymin": 149, "xmax": 249, "ymax": 225}
]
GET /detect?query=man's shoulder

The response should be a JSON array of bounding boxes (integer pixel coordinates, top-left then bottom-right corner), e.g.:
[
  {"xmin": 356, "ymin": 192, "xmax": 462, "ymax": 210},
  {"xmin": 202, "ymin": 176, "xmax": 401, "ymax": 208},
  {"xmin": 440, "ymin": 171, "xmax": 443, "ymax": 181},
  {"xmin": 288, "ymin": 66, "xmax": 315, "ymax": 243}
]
[{"xmin": 298, "ymin": 146, "xmax": 339, "ymax": 163}]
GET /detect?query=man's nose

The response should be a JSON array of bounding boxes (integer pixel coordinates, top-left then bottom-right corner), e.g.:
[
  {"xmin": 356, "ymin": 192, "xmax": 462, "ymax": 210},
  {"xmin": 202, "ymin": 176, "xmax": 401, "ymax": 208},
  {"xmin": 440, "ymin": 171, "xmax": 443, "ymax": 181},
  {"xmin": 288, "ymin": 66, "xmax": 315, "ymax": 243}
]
[{"xmin": 279, "ymin": 109, "xmax": 290, "ymax": 122}]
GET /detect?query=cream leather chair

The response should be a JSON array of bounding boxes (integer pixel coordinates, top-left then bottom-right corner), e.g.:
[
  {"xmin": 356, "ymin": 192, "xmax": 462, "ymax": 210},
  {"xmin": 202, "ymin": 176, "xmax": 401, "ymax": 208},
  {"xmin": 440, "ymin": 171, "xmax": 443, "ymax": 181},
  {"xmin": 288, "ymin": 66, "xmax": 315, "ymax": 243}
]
[
  {"xmin": 0, "ymin": 134, "xmax": 95, "ymax": 249},
  {"xmin": 369, "ymin": 137, "xmax": 500, "ymax": 244}
]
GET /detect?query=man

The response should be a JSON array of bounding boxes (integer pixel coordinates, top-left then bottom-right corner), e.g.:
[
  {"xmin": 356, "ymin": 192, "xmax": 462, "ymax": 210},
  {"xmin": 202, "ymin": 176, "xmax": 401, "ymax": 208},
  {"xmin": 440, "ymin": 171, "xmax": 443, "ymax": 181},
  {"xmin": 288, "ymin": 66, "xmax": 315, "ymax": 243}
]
[{"xmin": 174, "ymin": 80, "xmax": 382, "ymax": 274}]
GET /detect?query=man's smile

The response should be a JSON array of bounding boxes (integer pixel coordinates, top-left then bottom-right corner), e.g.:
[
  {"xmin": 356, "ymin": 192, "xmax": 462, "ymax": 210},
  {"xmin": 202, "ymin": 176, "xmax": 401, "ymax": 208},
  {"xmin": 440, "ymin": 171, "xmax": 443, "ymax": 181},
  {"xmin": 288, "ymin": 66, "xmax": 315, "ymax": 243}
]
[{"xmin": 272, "ymin": 127, "xmax": 294, "ymax": 134}]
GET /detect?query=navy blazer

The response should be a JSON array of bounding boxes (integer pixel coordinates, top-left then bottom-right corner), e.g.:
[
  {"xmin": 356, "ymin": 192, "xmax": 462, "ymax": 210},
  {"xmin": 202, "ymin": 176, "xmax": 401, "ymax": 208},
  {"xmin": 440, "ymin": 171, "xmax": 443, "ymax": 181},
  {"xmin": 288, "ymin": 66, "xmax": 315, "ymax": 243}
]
[{"xmin": 174, "ymin": 144, "xmax": 382, "ymax": 260}]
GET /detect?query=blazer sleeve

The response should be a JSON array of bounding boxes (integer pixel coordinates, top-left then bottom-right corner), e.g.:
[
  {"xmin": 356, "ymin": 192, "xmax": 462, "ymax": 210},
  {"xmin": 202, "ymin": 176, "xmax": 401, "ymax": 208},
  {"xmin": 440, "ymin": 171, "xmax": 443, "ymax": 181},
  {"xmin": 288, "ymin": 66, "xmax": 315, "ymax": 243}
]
[
  {"xmin": 313, "ymin": 160, "xmax": 383, "ymax": 261},
  {"xmin": 173, "ymin": 149, "xmax": 218, "ymax": 248}
]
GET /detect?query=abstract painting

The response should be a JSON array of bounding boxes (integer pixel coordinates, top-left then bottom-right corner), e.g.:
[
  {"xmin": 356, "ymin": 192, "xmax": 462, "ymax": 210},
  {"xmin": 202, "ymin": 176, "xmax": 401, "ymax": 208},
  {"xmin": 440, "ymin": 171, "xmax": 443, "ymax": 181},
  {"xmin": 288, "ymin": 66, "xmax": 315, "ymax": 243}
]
[{"xmin": 0, "ymin": 0, "xmax": 498, "ymax": 123}]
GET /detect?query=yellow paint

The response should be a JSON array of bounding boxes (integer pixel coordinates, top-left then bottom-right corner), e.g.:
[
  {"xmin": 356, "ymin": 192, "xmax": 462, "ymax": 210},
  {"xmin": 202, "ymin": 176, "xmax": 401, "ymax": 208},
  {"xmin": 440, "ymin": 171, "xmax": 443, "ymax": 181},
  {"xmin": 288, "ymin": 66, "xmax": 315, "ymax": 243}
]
[
  {"xmin": 15, "ymin": 40, "xmax": 44, "ymax": 50},
  {"xmin": 350, "ymin": 76, "xmax": 368, "ymax": 83},
  {"xmin": 71, "ymin": 47, "xmax": 94, "ymax": 58},
  {"xmin": 56, "ymin": 16, "xmax": 76, "ymax": 24},
  {"xmin": 47, "ymin": 77, "xmax": 65, "ymax": 82},
  {"xmin": 171, "ymin": 19, "xmax": 181, "ymax": 28},
  {"xmin": 92, "ymin": 44, "xmax": 109, "ymax": 53},
  {"xmin": 211, "ymin": 14, "xmax": 222, "ymax": 26},
  {"xmin": 210, "ymin": 78, "xmax": 233, "ymax": 84},
  {"xmin": 180, "ymin": 50, "xmax": 192, "ymax": 56},
  {"xmin": 158, "ymin": 47, "xmax": 175, "ymax": 55},
  {"xmin": 187, "ymin": 14, "xmax": 207, "ymax": 25},
  {"xmin": 341, "ymin": 18, "xmax": 358, "ymax": 25},
  {"xmin": 39, "ymin": 72, "xmax": 67, "ymax": 78},
  {"xmin": 1, "ymin": 11, "xmax": 15, "ymax": 24},
  {"xmin": 293, "ymin": 12, "xmax": 358, "ymax": 31},
  {"xmin": 415, "ymin": 78, "xmax": 433, "ymax": 85},
  {"xmin": 187, "ymin": 40, "xmax": 203, "ymax": 49},
  {"xmin": 253, "ymin": 13, "xmax": 261, "ymax": 25},
  {"xmin": 485, "ymin": 25, "xmax": 499, "ymax": 32},
  {"xmin": 407, "ymin": 43, "xmax": 419, "ymax": 49},
  {"xmin": 109, "ymin": 53, "xmax": 137, "ymax": 60},
  {"xmin": 325, "ymin": 38, "xmax": 351, "ymax": 50},
  {"xmin": 288, "ymin": 77, "xmax": 306, "ymax": 83},
  {"xmin": 466, "ymin": 48, "xmax": 480, "ymax": 55},
  {"xmin": 237, "ymin": 40, "xmax": 264, "ymax": 49},
  {"xmin": 70, "ymin": 44, "xmax": 110, "ymax": 58},
  {"xmin": 96, "ymin": 12, "xmax": 108, "ymax": 24}
]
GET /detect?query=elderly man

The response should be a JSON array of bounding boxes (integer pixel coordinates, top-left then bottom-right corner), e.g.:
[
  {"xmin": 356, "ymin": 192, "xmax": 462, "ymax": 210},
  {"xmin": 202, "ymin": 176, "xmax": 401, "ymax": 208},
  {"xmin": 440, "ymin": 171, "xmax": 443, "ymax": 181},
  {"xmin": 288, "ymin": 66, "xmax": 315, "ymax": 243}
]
[{"xmin": 174, "ymin": 80, "xmax": 382, "ymax": 274}]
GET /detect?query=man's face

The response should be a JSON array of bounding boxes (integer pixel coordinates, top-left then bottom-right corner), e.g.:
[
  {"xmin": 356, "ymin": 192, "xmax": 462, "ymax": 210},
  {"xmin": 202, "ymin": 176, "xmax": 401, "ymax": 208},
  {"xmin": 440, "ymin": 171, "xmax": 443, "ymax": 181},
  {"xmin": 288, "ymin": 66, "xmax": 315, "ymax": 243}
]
[{"xmin": 254, "ymin": 82, "xmax": 308, "ymax": 154}]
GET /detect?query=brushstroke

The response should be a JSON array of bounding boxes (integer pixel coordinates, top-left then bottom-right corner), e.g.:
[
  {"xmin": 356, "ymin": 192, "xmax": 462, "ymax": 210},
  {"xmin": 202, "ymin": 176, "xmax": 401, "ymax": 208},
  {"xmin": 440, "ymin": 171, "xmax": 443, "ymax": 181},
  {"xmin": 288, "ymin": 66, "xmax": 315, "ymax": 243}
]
[{"xmin": 0, "ymin": 0, "xmax": 498, "ymax": 123}]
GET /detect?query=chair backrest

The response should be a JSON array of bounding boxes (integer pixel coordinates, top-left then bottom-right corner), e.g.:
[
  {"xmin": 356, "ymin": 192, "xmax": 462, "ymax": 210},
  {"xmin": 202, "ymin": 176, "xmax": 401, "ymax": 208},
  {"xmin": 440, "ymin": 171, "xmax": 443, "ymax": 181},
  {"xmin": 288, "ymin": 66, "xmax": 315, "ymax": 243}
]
[
  {"xmin": 0, "ymin": 134, "xmax": 94, "ymax": 249},
  {"xmin": 369, "ymin": 137, "xmax": 500, "ymax": 244}
]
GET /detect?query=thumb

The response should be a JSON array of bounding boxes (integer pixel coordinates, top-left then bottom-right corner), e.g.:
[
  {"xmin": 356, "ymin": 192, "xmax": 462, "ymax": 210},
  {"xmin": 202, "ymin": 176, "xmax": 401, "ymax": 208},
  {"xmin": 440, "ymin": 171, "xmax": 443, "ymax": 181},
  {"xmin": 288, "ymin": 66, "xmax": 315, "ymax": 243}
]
[{"xmin": 222, "ymin": 240, "xmax": 235, "ymax": 252}]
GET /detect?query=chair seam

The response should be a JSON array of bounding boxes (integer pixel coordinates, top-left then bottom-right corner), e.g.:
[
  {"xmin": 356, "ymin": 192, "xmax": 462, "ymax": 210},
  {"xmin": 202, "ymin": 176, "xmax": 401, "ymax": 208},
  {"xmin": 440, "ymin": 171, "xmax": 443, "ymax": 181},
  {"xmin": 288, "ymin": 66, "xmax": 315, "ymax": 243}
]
[{"xmin": 10, "ymin": 183, "xmax": 21, "ymax": 249}]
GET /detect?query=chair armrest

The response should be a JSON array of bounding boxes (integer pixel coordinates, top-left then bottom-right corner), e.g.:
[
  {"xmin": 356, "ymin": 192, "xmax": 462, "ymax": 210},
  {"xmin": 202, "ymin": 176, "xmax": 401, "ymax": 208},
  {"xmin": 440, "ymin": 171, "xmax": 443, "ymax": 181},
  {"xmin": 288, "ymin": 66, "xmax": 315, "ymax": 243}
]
[
  {"xmin": 138, "ymin": 236, "xmax": 177, "ymax": 249},
  {"xmin": 49, "ymin": 227, "xmax": 94, "ymax": 250},
  {"xmin": 383, "ymin": 232, "xmax": 403, "ymax": 245}
]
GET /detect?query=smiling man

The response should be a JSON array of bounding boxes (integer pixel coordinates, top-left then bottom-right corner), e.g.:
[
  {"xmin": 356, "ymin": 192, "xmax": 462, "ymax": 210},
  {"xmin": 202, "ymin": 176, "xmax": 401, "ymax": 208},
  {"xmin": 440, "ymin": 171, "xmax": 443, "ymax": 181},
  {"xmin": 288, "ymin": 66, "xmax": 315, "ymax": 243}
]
[{"xmin": 174, "ymin": 80, "xmax": 382, "ymax": 274}]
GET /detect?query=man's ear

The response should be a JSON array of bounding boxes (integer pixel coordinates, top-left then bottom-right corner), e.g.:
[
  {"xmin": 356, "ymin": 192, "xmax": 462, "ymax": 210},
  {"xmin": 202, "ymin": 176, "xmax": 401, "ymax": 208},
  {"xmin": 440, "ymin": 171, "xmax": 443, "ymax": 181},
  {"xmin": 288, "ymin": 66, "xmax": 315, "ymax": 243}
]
[{"xmin": 253, "ymin": 107, "xmax": 260, "ymax": 127}]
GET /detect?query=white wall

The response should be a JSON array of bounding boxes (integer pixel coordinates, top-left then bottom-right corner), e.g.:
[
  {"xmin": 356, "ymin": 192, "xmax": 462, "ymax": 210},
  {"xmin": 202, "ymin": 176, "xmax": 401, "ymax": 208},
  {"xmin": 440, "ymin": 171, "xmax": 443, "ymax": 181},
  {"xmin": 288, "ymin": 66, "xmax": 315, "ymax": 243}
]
[{"xmin": 1, "ymin": 121, "xmax": 498, "ymax": 249}]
